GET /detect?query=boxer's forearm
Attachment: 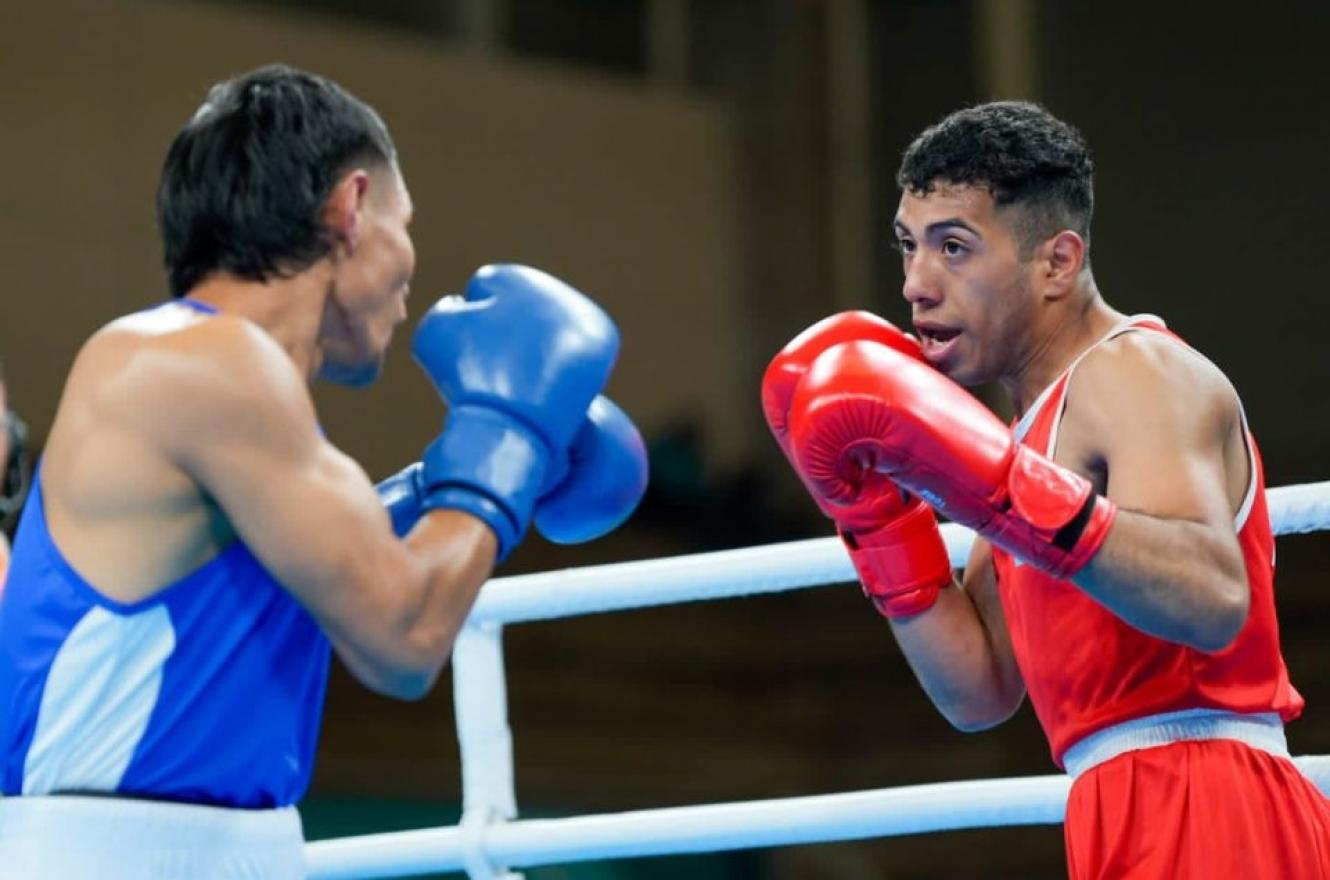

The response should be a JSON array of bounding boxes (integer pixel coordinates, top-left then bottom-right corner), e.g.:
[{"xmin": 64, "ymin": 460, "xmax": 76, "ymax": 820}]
[
  {"xmin": 1074, "ymin": 508, "xmax": 1250, "ymax": 652},
  {"xmin": 889, "ymin": 580, "xmax": 1026, "ymax": 732}
]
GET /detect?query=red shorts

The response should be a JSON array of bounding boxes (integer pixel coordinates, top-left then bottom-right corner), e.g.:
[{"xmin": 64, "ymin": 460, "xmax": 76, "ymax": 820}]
[{"xmin": 1065, "ymin": 739, "xmax": 1330, "ymax": 879}]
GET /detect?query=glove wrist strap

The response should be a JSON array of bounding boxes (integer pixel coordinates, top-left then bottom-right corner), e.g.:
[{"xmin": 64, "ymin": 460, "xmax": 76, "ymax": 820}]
[
  {"xmin": 993, "ymin": 446, "xmax": 1118, "ymax": 578},
  {"xmin": 840, "ymin": 500, "xmax": 952, "ymax": 619},
  {"xmin": 421, "ymin": 406, "xmax": 550, "ymax": 561}
]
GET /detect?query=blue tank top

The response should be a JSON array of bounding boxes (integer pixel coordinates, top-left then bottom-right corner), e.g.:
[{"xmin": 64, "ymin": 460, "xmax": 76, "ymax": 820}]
[
  {"xmin": 0, "ymin": 302, "xmax": 331, "ymax": 809},
  {"xmin": 0, "ymin": 476, "xmax": 331, "ymax": 809}
]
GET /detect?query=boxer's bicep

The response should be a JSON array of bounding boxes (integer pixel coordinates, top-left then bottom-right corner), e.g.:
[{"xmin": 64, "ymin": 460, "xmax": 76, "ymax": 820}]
[{"xmin": 149, "ymin": 322, "xmax": 460, "ymax": 696}]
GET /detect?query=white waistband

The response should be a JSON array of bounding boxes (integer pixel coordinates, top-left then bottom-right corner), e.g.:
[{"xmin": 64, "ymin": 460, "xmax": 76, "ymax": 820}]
[
  {"xmin": 0, "ymin": 796, "xmax": 307, "ymax": 879},
  {"xmin": 1061, "ymin": 709, "xmax": 1289, "ymax": 779}
]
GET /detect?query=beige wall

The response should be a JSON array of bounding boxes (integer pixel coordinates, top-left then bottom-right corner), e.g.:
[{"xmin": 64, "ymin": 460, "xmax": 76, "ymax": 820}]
[{"xmin": 0, "ymin": 0, "xmax": 748, "ymax": 477}]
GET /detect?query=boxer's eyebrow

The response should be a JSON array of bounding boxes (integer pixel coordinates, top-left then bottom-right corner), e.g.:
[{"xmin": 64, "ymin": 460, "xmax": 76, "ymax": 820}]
[
  {"xmin": 893, "ymin": 218, "xmax": 982, "ymax": 241},
  {"xmin": 923, "ymin": 218, "xmax": 981, "ymax": 238}
]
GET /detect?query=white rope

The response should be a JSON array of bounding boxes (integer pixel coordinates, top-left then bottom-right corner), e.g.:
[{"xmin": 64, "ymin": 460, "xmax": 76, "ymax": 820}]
[
  {"xmin": 306, "ymin": 757, "xmax": 1330, "ymax": 879},
  {"xmin": 451, "ymin": 624, "xmax": 520, "ymax": 880},
  {"xmin": 1268, "ymin": 482, "xmax": 1330, "ymax": 535}
]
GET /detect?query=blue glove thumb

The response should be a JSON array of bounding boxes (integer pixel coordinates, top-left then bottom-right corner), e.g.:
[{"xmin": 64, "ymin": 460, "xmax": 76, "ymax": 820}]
[{"xmin": 534, "ymin": 395, "xmax": 649, "ymax": 544}]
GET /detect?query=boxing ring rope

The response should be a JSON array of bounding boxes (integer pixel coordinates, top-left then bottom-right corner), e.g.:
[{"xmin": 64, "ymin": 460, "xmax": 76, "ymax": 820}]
[{"xmin": 305, "ymin": 481, "xmax": 1330, "ymax": 880}]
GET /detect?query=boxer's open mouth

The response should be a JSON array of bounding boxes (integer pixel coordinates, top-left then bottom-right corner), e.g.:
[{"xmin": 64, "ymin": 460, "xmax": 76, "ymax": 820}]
[{"xmin": 914, "ymin": 323, "xmax": 961, "ymax": 363}]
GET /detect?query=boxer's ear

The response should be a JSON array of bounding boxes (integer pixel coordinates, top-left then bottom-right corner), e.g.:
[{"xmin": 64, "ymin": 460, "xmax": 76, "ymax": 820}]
[
  {"xmin": 323, "ymin": 169, "xmax": 370, "ymax": 255},
  {"xmin": 1037, "ymin": 230, "xmax": 1087, "ymax": 302}
]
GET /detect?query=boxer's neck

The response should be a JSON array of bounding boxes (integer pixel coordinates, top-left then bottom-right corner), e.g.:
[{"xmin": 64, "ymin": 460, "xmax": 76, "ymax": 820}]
[
  {"xmin": 1003, "ymin": 287, "xmax": 1123, "ymax": 417},
  {"xmin": 182, "ymin": 269, "xmax": 328, "ymax": 381}
]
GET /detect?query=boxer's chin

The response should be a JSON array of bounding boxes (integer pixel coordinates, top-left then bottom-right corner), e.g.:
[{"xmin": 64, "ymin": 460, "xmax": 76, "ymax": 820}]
[{"xmin": 319, "ymin": 355, "xmax": 382, "ymax": 387}]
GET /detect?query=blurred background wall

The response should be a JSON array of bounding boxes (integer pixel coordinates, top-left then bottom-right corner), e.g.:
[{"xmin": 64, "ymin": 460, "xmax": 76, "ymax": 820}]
[{"xmin": 1, "ymin": 1, "xmax": 1327, "ymax": 877}]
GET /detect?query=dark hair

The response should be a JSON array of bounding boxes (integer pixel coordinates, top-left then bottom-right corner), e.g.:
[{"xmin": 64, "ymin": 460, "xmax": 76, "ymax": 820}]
[
  {"xmin": 157, "ymin": 64, "xmax": 397, "ymax": 297},
  {"xmin": 897, "ymin": 101, "xmax": 1094, "ymax": 258}
]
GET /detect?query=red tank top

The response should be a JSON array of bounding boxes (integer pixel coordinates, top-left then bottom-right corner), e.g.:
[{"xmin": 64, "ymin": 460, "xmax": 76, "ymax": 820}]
[{"xmin": 991, "ymin": 315, "xmax": 1303, "ymax": 767}]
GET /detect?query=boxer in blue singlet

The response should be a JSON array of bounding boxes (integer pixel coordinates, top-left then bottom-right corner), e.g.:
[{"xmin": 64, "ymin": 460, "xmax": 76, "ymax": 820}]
[{"xmin": 0, "ymin": 64, "xmax": 647, "ymax": 879}]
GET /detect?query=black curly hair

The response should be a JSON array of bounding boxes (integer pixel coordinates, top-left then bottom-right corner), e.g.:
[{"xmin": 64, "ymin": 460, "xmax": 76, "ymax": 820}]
[
  {"xmin": 157, "ymin": 64, "xmax": 397, "ymax": 298},
  {"xmin": 897, "ymin": 102, "xmax": 1094, "ymax": 260}
]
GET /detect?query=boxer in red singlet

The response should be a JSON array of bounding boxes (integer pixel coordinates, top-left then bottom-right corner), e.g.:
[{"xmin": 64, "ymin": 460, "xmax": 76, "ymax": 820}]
[{"xmin": 762, "ymin": 102, "xmax": 1330, "ymax": 878}]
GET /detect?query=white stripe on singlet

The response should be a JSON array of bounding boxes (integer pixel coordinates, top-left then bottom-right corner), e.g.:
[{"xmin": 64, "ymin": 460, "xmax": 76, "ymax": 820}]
[{"xmin": 22, "ymin": 605, "xmax": 175, "ymax": 795}]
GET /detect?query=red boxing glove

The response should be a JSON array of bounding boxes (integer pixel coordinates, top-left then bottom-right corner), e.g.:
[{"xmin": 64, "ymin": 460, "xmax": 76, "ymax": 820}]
[
  {"xmin": 789, "ymin": 340, "xmax": 1117, "ymax": 580},
  {"xmin": 762, "ymin": 311, "xmax": 923, "ymax": 465},
  {"xmin": 762, "ymin": 312, "xmax": 952, "ymax": 618}
]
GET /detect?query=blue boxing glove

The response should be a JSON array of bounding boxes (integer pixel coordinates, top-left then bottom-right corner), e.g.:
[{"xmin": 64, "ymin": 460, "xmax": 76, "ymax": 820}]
[
  {"xmin": 412, "ymin": 264, "xmax": 618, "ymax": 560},
  {"xmin": 375, "ymin": 397, "xmax": 646, "ymax": 543},
  {"xmin": 535, "ymin": 395, "xmax": 649, "ymax": 544}
]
